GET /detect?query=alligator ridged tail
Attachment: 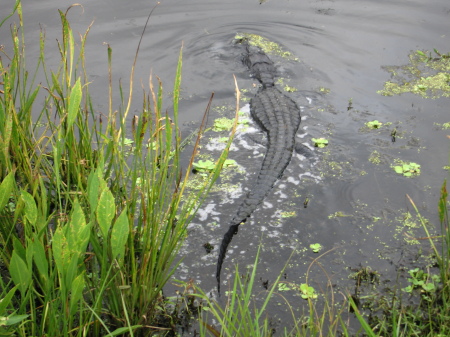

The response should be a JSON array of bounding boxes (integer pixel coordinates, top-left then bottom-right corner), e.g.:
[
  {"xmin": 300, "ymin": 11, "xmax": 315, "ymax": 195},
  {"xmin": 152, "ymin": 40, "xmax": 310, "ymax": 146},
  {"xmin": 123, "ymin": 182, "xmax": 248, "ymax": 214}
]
[{"xmin": 216, "ymin": 42, "xmax": 301, "ymax": 293}]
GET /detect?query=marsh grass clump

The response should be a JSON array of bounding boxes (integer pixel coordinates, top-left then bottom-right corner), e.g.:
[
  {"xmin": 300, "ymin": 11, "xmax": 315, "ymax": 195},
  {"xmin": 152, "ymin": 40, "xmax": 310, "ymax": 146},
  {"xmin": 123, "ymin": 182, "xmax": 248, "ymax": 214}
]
[{"xmin": 0, "ymin": 2, "xmax": 237, "ymax": 336}]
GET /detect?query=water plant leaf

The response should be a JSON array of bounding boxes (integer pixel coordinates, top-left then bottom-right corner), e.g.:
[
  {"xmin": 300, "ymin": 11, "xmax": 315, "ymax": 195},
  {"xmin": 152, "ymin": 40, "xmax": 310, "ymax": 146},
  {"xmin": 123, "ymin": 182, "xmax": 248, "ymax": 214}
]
[
  {"xmin": 223, "ymin": 159, "xmax": 236, "ymax": 167},
  {"xmin": 277, "ymin": 283, "xmax": 292, "ymax": 292},
  {"xmin": 21, "ymin": 191, "xmax": 37, "ymax": 227},
  {"xmin": 9, "ymin": 251, "xmax": 31, "ymax": 297},
  {"xmin": 310, "ymin": 243, "xmax": 323, "ymax": 253},
  {"xmin": 0, "ymin": 285, "xmax": 18, "ymax": 315},
  {"xmin": 0, "ymin": 172, "xmax": 14, "ymax": 212},
  {"xmin": 393, "ymin": 161, "xmax": 421, "ymax": 177},
  {"xmin": 69, "ymin": 273, "xmax": 85, "ymax": 315},
  {"xmin": 67, "ymin": 78, "xmax": 82, "ymax": 129},
  {"xmin": 193, "ymin": 160, "xmax": 215, "ymax": 172},
  {"xmin": 299, "ymin": 283, "xmax": 317, "ymax": 299},
  {"xmin": 422, "ymin": 282, "xmax": 435, "ymax": 292},
  {"xmin": 52, "ymin": 226, "xmax": 67, "ymax": 274},
  {"xmin": 0, "ymin": 314, "xmax": 29, "ymax": 327},
  {"xmin": 32, "ymin": 236, "xmax": 48, "ymax": 283},
  {"xmin": 311, "ymin": 137, "xmax": 328, "ymax": 148},
  {"xmin": 365, "ymin": 120, "xmax": 383, "ymax": 129},
  {"xmin": 110, "ymin": 209, "xmax": 129, "ymax": 261},
  {"xmin": 87, "ymin": 170, "xmax": 100, "ymax": 215},
  {"xmin": 97, "ymin": 188, "xmax": 115, "ymax": 238},
  {"xmin": 66, "ymin": 200, "xmax": 90, "ymax": 255},
  {"xmin": 213, "ymin": 117, "xmax": 235, "ymax": 132}
]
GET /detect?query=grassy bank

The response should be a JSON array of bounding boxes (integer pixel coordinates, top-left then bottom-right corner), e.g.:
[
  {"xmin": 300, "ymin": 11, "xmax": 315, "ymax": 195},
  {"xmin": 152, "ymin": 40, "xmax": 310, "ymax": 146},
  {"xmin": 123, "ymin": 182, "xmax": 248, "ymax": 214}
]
[
  {"xmin": 0, "ymin": 1, "xmax": 237, "ymax": 335},
  {"xmin": 1, "ymin": 1, "xmax": 449, "ymax": 336}
]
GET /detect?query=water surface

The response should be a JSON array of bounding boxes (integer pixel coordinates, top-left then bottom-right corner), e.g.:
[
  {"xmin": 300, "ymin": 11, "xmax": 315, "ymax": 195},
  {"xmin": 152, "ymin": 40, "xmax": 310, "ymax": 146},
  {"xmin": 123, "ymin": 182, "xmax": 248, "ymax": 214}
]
[{"xmin": 2, "ymin": 0, "xmax": 449, "ymax": 333}]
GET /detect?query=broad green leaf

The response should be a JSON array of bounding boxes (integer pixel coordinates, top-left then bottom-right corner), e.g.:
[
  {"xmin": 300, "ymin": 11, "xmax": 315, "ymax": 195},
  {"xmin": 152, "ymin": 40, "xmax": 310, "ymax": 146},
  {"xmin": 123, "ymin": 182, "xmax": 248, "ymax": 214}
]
[
  {"xmin": 67, "ymin": 78, "xmax": 82, "ymax": 129},
  {"xmin": 66, "ymin": 200, "xmax": 89, "ymax": 254},
  {"xmin": 111, "ymin": 209, "xmax": 129, "ymax": 261},
  {"xmin": 65, "ymin": 253, "xmax": 80, "ymax": 291},
  {"xmin": 97, "ymin": 188, "xmax": 115, "ymax": 238},
  {"xmin": 0, "ymin": 314, "xmax": 29, "ymax": 326},
  {"xmin": 12, "ymin": 238, "xmax": 26, "ymax": 264},
  {"xmin": 0, "ymin": 285, "xmax": 18, "ymax": 314},
  {"xmin": 32, "ymin": 236, "xmax": 48, "ymax": 284},
  {"xmin": 69, "ymin": 273, "xmax": 85, "ymax": 315},
  {"xmin": 21, "ymin": 190, "xmax": 37, "ymax": 226},
  {"xmin": 52, "ymin": 226, "xmax": 67, "ymax": 274},
  {"xmin": 9, "ymin": 251, "xmax": 31, "ymax": 297},
  {"xmin": 87, "ymin": 170, "xmax": 100, "ymax": 215},
  {"xmin": 0, "ymin": 113, "xmax": 13, "ymax": 168},
  {"xmin": 0, "ymin": 172, "xmax": 14, "ymax": 212}
]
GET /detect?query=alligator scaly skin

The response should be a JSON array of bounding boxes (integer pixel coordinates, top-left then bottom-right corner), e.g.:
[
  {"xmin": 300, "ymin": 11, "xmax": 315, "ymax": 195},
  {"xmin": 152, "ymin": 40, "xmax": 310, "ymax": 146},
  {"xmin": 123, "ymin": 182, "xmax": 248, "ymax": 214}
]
[{"xmin": 216, "ymin": 43, "xmax": 302, "ymax": 292}]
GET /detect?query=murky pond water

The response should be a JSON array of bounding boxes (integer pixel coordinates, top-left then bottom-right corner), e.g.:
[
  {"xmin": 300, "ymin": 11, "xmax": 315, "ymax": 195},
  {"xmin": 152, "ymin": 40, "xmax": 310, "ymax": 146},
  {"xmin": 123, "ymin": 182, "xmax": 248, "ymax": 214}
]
[{"xmin": 3, "ymin": 0, "xmax": 449, "ymax": 333}]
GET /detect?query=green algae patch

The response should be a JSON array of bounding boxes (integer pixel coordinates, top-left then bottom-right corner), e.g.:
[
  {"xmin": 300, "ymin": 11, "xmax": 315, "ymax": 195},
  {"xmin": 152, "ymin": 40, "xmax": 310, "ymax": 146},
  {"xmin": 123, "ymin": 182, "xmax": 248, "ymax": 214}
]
[
  {"xmin": 369, "ymin": 150, "xmax": 382, "ymax": 165},
  {"xmin": 234, "ymin": 33, "xmax": 298, "ymax": 61},
  {"xmin": 378, "ymin": 50, "xmax": 450, "ymax": 99}
]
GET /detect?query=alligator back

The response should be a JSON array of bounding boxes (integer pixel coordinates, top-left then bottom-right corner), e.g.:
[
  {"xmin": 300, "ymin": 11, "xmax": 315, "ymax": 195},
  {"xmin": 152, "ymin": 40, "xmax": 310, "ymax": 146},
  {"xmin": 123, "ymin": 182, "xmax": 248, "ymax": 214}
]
[{"xmin": 216, "ymin": 43, "xmax": 301, "ymax": 293}]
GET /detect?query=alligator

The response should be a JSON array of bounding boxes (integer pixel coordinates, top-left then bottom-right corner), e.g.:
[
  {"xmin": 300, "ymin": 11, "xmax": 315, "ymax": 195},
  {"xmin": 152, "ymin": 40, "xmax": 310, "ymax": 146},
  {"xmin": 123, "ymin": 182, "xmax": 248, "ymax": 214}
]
[{"xmin": 216, "ymin": 42, "xmax": 302, "ymax": 292}]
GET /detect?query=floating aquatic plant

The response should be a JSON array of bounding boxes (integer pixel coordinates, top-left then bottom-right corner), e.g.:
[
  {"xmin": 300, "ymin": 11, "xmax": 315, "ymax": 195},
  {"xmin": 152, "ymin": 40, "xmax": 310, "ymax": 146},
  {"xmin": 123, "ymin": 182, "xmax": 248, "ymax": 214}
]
[
  {"xmin": 393, "ymin": 161, "xmax": 421, "ymax": 177},
  {"xmin": 310, "ymin": 243, "xmax": 323, "ymax": 253},
  {"xmin": 378, "ymin": 49, "xmax": 450, "ymax": 99},
  {"xmin": 365, "ymin": 120, "xmax": 383, "ymax": 129},
  {"xmin": 312, "ymin": 137, "xmax": 329, "ymax": 148},
  {"xmin": 213, "ymin": 117, "xmax": 249, "ymax": 132},
  {"xmin": 299, "ymin": 283, "xmax": 318, "ymax": 300},
  {"xmin": 193, "ymin": 159, "xmax": 236, "ymax": 173}
]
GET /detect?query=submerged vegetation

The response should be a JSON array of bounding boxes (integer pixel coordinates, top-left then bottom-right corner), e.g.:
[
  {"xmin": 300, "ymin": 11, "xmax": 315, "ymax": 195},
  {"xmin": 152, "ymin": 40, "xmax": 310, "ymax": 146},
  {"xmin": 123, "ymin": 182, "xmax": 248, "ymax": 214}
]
[{"xmin": 1, "ymin": 2, "xmax": 450, "ymax": 336}]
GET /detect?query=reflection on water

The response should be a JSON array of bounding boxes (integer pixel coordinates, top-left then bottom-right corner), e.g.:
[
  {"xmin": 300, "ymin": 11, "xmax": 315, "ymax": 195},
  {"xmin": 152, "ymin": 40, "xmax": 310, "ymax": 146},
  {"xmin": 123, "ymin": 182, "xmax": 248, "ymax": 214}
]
[{"xmin": 3, "ymin": 0, "xmax": 449, "ymax": 331}]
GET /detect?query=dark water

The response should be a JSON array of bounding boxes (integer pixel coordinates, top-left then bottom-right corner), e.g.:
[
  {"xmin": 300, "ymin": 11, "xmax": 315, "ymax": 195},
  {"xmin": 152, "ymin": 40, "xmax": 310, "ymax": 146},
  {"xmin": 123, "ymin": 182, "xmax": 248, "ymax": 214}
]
[{"xmin": 2, "ymin": 0, "xmax": 450, "ymax": 333}]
